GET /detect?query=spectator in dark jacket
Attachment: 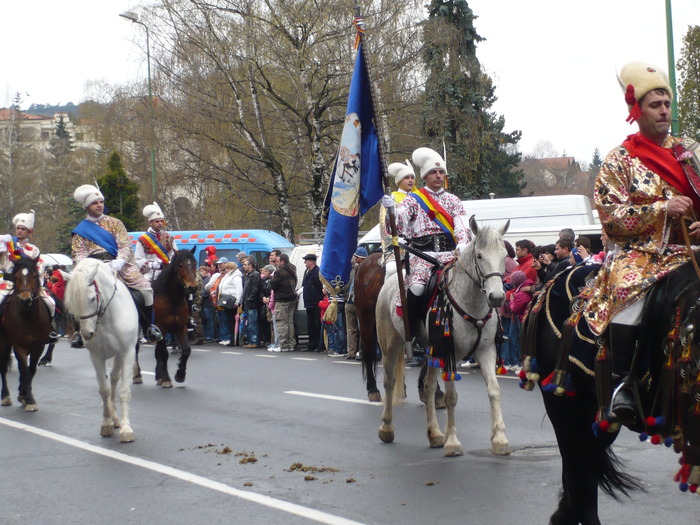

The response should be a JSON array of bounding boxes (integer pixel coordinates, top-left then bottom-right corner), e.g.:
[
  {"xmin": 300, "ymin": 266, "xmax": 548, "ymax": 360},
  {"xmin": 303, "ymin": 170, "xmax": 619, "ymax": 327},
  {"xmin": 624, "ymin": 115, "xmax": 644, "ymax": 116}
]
[
  {"xmin": 301, "ymin": 253, "xmax": 324, "ymax": 352},
  {"xmin": 241, "ymin": 258, "xmax": 262, "ymax": 348},
  {"xmin": 270, "ymin": 254, "xmax": 297, "ymax": 352}
]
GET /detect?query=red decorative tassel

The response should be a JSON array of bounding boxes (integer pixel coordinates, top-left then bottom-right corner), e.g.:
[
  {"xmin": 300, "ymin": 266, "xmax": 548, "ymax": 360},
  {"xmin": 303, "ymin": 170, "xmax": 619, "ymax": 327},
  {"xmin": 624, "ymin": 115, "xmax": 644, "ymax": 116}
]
[{"xmin": 626, "ymin": 101, "xmax": 641, "ymax": 124}]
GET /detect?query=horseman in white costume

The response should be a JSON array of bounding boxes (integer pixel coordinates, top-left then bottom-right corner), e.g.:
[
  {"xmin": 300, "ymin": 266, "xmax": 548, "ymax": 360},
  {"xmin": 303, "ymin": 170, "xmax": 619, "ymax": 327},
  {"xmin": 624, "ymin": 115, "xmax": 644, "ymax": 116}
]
[
  {"xmin": 381, "ymin": 147, "xmax": 471, "ymax": 341},
  {"xmin": 0, "ymin": 210, "xmax": 59, "ymax": 342},
  {"xmin": 135, "ymin": 202, "xmax": 178, "ymax": 282}
]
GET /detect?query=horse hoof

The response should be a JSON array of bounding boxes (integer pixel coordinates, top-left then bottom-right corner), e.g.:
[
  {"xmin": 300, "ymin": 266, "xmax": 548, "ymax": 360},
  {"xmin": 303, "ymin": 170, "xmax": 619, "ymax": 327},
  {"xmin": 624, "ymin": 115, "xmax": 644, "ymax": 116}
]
[
  {"xmin": 17, "ymin": 395, "xmax": 26, "ymax": 406},
  {"xmin": 174, "ymin": 370, "xmax": 186, "ymax": 383},
  {"xmin": 38, "ymin": 358, "xmax": 51, "ymax": 367},
  {"xmin": 156, "ymin": 378, "xmax": 163, "ymax": 386},
  {"xmin": 368, "ymin": 391, "xmax": 382, "ymax": 403},
  {"xmin": 1, "ymin": 396, "xmax": 11, "ymax": 406},
  {"xmin": 119, "ymin": 431, "xmax": 135, "ymax": 443},
  {"xmin": 491, "ymin": 442, "xmax": 511, "ymax": 456},
  {"xmin": 132, "ymin": 376, "xmax": 143, "ymax": 385},
  {"xmin": 444, "ymin": 445, "xmax": 464, "ymax": 457},
  {"xmin": 161, "ymin": 381, "xmax": 173, "ymax": 389},
  {"xmin": 378, "ymin": 428, "xmax": 395, "ymax": 443},
  {"xmin": 101, "ymin": 425, "xmax": 115, "ymax": 437},
  {"xmin": 24, "ymin": 403, "xmax": 38, "ymax": 412},
  {"xmin": 428, "ymin": 433, "xmax": 446, "ymax": 448}
]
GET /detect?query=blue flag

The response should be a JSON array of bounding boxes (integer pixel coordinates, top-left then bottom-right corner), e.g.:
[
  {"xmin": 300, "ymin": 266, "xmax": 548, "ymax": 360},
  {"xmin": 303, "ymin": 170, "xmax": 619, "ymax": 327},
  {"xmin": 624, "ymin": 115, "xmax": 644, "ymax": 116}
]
[{"xmin": 320, "ymin": 42, "xmax": 383, "ymax": 294}]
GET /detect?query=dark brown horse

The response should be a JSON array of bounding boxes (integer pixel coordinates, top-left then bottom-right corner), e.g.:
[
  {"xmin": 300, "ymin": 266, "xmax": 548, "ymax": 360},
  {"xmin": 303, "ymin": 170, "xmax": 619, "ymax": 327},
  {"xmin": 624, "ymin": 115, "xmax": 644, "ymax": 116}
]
[
  {"xmin": 0, "ymin": 257, "xmax": 51, "ymax": 411},
  {"xmin": 134, "ymin": 248, "xmax": 198, "ymax": 388},
  {"xmin": 354, "ymin": 251, "xmax": 385, "ymax": 402}
]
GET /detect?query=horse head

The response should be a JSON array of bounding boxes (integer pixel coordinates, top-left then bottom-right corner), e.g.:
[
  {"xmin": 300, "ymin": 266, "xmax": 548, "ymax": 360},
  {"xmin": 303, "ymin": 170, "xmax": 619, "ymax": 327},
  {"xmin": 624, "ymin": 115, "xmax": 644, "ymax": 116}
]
[
  {"xmin": 64, "ymin": 259, "xmax": 108, "ymax": 342},
  {"xmin": 461, "ymin": 215, "xmax": 510, "ymax": 308},
  {"xmin": 173, "ymin": 247, "xmax": 198, "ymax": 289},
  {"xmin": 11, "ymin": 257, "xmax": 41, "ymax": 309}
]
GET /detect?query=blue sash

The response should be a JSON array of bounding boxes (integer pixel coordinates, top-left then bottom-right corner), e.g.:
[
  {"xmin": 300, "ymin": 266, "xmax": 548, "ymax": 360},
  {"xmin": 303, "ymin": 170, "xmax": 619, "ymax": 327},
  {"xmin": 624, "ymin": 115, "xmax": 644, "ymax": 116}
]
[{"xmin": 72, "ymin": 220, "xmax": 119, "ymax": 257}]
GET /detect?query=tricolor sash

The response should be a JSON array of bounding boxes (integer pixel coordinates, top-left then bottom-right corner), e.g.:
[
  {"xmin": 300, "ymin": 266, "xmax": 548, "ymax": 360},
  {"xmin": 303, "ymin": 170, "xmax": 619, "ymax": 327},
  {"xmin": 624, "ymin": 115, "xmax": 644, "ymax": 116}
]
[
  {"xmin": 7, "ymin": 237, "xmax": 21, "ymax": 261},
  {"xmin": 407, "ymin": 188, "xmax": 456, "ymax": 246},
  {"xmin": 140, "ymin": 231, "xmax": 170, "ymax": 265},
  {"xmin": 72, "ymin": 219, "xmax": 118, "ymax": 257}
]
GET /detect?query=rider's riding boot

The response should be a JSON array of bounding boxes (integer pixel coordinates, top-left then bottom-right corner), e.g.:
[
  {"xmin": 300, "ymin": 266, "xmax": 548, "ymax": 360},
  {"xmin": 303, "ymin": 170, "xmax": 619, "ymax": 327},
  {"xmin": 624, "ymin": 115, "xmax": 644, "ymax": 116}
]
[
  {"xmin": 406, "ymin": 290, "xmax": 423, "ymax": 342},
  {"xmin": 495, "ymin": 316, "xmax": 509, "ymax": 345},
  {"xmin": 70, "ymin": 331, "xmax": 84, "ymax": 348},
  {"xmin": 186, "ymin": 294, "xmax": 197, "ymax": 330},
  {"xmin": 608, "ymin": 323, "xmax": 639, "ymax": 427},
  {"xmin": 141, "ymin": 304, "xmax": 163, "ymax": 343}
]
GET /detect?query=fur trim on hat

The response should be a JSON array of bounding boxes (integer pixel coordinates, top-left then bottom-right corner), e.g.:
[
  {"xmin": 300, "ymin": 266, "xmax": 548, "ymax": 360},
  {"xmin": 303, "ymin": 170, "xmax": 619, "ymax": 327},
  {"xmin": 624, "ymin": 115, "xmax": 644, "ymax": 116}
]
[
  {"xmin": 387, "ymin": 160, "xmax": 415, "ymax": 185},
  {"xmin": 13, "ymin": 210, "xmax": 35, "ymax": 230},
  {"xmin": 412, "ymin": 147, "xmax": 447, "ymax": 179},
  {"xmin": 617, "ymin": 62, "xmax": 672, "ymax": 123},
  {"xmin": 74, "ymin": 184, "xmax": 105, "ymax": 209},
  {"xmin": 143, "ymin": 202, "xmax": 165, "ymax": 222}
]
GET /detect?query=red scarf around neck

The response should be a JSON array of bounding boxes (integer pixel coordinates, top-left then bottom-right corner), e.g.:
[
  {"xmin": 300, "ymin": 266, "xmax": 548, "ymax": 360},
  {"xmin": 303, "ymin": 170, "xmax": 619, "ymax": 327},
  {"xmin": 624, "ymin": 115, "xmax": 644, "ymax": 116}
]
[{"xmin": 623, "ymin": 132, "xmax": 700, "ymax": 214}]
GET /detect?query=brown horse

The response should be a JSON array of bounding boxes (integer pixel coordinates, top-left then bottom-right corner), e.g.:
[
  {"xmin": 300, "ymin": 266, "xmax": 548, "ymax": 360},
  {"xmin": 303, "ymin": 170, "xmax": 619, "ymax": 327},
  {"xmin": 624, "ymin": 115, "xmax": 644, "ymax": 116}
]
[
  {"xmin": 0, "ymin": 257, "xmax": 51, "ymax": 411},
  {"xmin": 354, "ymin": 251, "xmax": 385, "ymax": 402},
  {"xmin": 134, "ymin": 248, "xmax": 198, "ymax": 388}
]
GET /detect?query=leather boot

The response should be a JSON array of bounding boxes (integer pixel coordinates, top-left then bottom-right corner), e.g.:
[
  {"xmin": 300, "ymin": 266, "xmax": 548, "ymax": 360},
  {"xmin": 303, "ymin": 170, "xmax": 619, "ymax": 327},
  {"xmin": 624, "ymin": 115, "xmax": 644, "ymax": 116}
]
[
  {"xmin": 70, "ymin": 331, "xmax": 84, "ymax": 348},
  {"xmin": 608, "ymin": 323, "xmax": 640, "ymax": 427},
  {"xmin": 141, "ymin": 304, "xmax": 163, "ymax": 343},
  {"xmin": 406, "ymin": 290, "xmax": 424, "ymax": 342}
]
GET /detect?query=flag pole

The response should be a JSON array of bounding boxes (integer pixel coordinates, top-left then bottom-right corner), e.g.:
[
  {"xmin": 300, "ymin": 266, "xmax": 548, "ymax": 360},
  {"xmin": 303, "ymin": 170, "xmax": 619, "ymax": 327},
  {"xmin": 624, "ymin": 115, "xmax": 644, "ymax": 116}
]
[{"xmin": 352, "ymin": 6, "xmax": 414, "ymax": 359}]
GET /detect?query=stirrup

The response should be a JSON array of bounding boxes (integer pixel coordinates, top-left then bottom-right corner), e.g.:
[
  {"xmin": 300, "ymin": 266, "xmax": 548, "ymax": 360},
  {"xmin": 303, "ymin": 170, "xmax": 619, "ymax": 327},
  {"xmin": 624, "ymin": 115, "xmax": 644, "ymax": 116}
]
[
  {"xmin": 188, "ymin": 317, "xmax": 197, "ymax": 328},
  {"xmin": 48, "ymin": 331, "xmax": 59, "ymax": 344},
  {"xmin": 147, "ymin": 325, "xmax": 163, "ymax": 342},
  {"xmin": 609, "ymin": 382, "xmax": 641, "ymax": 430}
]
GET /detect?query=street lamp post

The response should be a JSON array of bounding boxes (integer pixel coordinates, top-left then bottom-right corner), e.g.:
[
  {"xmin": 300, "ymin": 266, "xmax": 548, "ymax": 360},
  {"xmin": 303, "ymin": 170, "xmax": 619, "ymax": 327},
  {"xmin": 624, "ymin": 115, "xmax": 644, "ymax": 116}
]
[{"xmin": 119, "ymin": 11, "xmax": 157, "ymax": 199}]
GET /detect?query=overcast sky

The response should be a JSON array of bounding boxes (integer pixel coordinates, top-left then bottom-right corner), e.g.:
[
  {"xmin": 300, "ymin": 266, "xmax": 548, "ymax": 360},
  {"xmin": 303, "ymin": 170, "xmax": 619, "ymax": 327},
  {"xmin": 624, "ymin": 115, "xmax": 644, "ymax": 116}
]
[{"xmin": 1, "ymin": 1, "xmax": 699, "ymax": 164}]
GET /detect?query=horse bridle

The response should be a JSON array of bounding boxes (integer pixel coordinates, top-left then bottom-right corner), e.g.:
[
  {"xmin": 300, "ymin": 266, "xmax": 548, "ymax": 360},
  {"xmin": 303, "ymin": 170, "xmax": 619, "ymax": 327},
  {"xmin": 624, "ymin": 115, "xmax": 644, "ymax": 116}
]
[
  {"xmin": 79, "ymin": 275, "xmax": 118, "ymax": 324},
  {"xmin": 456, "ymin": 245, "xmax": 504, "ymax": 294}
]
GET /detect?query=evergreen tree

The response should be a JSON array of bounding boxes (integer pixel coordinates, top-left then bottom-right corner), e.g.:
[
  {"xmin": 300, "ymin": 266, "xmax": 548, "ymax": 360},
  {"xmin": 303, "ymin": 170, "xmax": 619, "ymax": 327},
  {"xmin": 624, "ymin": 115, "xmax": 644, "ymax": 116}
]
[
  {"xmin": 49, "ymin": 114, "xmax": 75, "ymax": 158},
  {"xmin": 677, "ymin": 25, "xmax": 700, "ymax": 141},
  {"xmin": 421, "ymin": 0, "xmax": 524, "ymax": 198},
  {"xmin": 97, "ymin": 152, "xmax": 141, "ymax": 231}
]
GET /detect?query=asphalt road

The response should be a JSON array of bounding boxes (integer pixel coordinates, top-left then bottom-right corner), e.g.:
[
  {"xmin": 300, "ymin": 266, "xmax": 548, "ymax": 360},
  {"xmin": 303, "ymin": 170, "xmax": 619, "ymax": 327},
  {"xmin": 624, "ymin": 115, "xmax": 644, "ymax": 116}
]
[{"xmin": 0, "ymin": 340, "xmax": 695, "ymax": 524}]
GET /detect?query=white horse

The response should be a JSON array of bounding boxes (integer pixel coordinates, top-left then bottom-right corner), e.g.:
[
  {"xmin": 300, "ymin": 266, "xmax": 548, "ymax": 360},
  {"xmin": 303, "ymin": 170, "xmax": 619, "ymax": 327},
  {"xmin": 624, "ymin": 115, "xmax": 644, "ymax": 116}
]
[
  {"xmin": 376, "ymin": 216, "xmax": 511, "ymax": 456},
  {"xmin": 64, "ymin": 258, "xmax": 138, "ymax": 443}
]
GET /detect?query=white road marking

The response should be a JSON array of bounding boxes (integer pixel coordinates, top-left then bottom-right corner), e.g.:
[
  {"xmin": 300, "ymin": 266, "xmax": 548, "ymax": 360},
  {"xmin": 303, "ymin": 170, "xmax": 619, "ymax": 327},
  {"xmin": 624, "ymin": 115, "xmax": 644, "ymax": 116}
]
[
  {"xmin": 141, "ymin": 371, "xmax": 155, "ymax": 376},
  {"xmin": 291, "ymin": 357, "xmax": 317, "ymax": 361},
  {"xmin": 221, "ymin": 351, "xmax": 242, "ymax": 355},
  {"xmin": 192, "ymin": 348, "xmax": 210, "ymax": 353},
  {"xmin": 286, "ymin": 391, "xmax": 382, "ymax": 406},
  {"xmin": 0, "ymin": 417, "xmax": 365, "ymax": 525},
  {"xmin": 254, "ymin": 354, "xmax": 278, "ymax": 358}
]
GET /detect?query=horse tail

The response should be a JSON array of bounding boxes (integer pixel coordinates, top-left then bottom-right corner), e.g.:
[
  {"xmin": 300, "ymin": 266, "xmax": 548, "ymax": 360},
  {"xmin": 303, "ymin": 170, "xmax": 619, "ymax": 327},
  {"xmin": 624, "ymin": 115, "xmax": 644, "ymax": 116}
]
[
  {"xmin": 596, "ymin": 442, "xmax": 643, "ymax": 499},
  {"xmin": 392, "ymin": 348, "xmax": 406, "ymax": 405}
]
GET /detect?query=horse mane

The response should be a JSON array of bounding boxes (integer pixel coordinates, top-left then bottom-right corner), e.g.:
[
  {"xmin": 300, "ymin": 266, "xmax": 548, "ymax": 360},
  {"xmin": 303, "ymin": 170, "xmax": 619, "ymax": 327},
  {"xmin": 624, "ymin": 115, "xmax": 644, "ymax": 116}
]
[
  {"xmin": 12, "ymin": 256, "xmax": 38, "ymax": 275},
  {"xmin": 64, "ymin": 258, "xmax": 102, "ymax": 318},
  {"xmin": 153, "ymin": 249, "xmax": 197, "ymax": 294}
]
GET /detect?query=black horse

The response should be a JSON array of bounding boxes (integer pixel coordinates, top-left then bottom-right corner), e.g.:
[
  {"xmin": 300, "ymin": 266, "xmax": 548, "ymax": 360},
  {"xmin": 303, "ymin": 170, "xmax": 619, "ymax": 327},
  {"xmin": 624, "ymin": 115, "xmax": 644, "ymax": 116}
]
[{"xmin": 521, "ymin": 261, "xmax": 700, "ymax": 524}]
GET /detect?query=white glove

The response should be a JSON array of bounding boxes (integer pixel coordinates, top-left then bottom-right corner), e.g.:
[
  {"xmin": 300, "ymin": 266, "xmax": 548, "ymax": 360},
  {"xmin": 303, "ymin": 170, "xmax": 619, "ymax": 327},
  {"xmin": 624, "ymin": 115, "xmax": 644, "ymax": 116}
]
[
  {"xmin": 0, "ymin": 243, "xmax": 6, "ymax": 253},
  {"xmin": 149, "ymin": 261, "xmax": 161, "ymax": 270},
  {"xmin": 456, "ymin": 242, "xmax": 468, "ymax": 253},
  {"xmin": 0, "ymin": 234, "xmax": 12, "ymax": 243},
  {"xmin": 110, "ymin": 259, "xmax": 126, "ymax": 272},
  {"xmin": 381, "ymin": 194, "xmax": 395, "ymax": 210}
]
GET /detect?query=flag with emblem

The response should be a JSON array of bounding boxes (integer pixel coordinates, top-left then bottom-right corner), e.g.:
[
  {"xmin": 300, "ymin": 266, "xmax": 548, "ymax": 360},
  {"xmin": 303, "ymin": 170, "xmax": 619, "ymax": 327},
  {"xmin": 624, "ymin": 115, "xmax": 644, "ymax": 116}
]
[{"xmin": 320, "ymin": 40, "xmax": 383, "ymax": 294}]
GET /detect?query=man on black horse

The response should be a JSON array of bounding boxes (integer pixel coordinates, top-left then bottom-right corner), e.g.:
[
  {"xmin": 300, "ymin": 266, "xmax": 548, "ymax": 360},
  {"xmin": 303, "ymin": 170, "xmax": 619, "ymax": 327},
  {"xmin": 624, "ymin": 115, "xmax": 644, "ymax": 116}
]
[
  {"xmin": 584, "ymin": 62, "xmax": 700, "ymax": 428},
  {"xmin": 70, "ymin": 185, "xmax": 163, "ymax": 348},
  {"xmin": 381, "ymin": 147, "xmax": 472, "ymax": 349}
]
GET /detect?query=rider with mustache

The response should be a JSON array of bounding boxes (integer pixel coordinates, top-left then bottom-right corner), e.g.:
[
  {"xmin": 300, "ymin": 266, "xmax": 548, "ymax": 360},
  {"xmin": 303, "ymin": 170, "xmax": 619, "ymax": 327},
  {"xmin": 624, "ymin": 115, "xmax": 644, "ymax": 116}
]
[{"xmin": 584, "ymin": 62, "xmax": 700, "ymax": 428}]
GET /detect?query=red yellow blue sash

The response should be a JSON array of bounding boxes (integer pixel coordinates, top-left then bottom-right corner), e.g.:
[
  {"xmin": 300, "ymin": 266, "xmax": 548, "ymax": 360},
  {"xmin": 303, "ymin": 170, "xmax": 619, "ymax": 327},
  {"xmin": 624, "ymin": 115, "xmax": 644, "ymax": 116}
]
[
  {"xmin": 140, "ymin": 231, "xmax": 170, "ymax": 265},
  {"xmin": 7, "ymin": 237, "xmax": 20, "ymax": 261},
  {"xmin": 407, "ymin": 188, "xmax": 456, "ymax": 246}
]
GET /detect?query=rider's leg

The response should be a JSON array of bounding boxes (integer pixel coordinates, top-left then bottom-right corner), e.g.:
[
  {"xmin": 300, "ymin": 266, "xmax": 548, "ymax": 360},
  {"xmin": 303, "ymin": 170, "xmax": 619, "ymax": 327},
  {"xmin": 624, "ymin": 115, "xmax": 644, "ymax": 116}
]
[
  {"xmin": 406, "ymin": 283, "xmax": 427, "ymax": 366},
  {"xmin": 40, "ymin": 292, "xmax": 59, "ymax": 343},
  {"xmin": 138, "ymin": 288, "xmax": 163, "ymax": 343},
  {"xmin": 186, "ymin": 288, "xmax": 197, "ymax": 329},
  {"xmin": 608, "ymin": 299, "xmax": 645, "ymax": 426}
]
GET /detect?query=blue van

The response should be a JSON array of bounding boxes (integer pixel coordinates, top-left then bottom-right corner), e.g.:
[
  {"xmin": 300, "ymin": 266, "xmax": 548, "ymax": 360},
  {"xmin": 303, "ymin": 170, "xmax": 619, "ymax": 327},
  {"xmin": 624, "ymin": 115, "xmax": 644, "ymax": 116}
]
[{"xmin": 127, "ymin": 229, "xmax": 294, "ymax": 269}]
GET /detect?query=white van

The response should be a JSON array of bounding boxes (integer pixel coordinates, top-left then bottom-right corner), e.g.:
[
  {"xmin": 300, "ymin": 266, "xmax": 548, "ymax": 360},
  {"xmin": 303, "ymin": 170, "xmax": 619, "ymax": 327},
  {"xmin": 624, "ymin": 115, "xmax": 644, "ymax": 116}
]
[{"xmin": 358, "ymin": 194, "xmax": 602, "ymax": 252}]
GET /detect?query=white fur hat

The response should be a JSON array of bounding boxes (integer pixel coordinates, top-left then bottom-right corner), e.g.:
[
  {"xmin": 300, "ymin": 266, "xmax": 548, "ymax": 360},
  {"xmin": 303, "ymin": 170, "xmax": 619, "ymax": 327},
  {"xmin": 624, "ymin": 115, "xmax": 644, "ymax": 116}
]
[
  {"xmin": 388, "ymin": 160, "xmax": 415, "ymax": 185},
  {"xmin": 143, "ymin": 202, "xmax": 165, "ymax": 222},
  {"xmin": 617, "ymin": 62, "xmax": 672, "ymax": 123},
  {"xmin": 412, "ymin": 147, "xmax": 447, "ymax": 179},
  {"xmin": 74, "ymin": 184, "xmax": 104, "ymax": 209},
  {"xmin": 13, "ymin": 210, "xmax": 35, "ymax": 230}
]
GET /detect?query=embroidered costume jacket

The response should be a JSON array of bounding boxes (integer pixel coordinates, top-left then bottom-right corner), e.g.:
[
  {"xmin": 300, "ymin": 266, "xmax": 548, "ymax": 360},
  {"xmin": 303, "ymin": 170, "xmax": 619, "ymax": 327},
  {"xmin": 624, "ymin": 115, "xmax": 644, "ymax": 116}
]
[
  {"xmin": 585, "ymin": 135, "xmax": 697, "ymax": 335},
  {"xmin": 0, "ymin": 238, "xmax": 44, "ymax": 291},
  {"xmin": 135, "ymin": 228, "xmax": 178, "ymax": 281},
  {"xmin": 389, "ymin": 188, "xmax": 471, "ymax": 287},
  {"xmin": 72, "ymin": 215, "xmax": 150, "ymax": 290}
]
